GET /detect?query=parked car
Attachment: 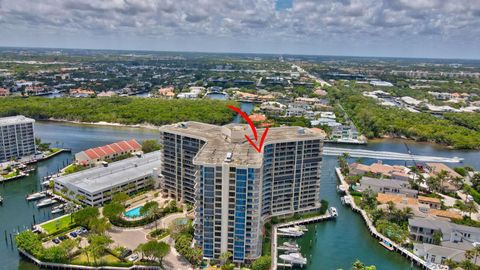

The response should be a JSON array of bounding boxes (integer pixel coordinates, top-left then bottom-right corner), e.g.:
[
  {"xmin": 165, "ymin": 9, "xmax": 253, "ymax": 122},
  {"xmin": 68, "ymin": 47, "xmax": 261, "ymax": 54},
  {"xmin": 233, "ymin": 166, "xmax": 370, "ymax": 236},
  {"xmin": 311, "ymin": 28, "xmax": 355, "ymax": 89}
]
[
  {"xmin": 120, "ymin": 249, "xmax": 133, "ymax": 259},
  {"xmin": 128, "ymin": 254, "xmax": 139, "ymax": 262},
  {"xmin": 69, "ymin": 231, "xmax": 78, "ymax": 238},
  {"xmin": 77, "ymin": 227, "xmax": 88, "ymax": 235},
  {"xmin": 52, "ymin": 238, "xmax": 60, "ymax": 244},
  {"xmin": 58, "ymin": 235, "xmax": 68, "ymax": 241}
]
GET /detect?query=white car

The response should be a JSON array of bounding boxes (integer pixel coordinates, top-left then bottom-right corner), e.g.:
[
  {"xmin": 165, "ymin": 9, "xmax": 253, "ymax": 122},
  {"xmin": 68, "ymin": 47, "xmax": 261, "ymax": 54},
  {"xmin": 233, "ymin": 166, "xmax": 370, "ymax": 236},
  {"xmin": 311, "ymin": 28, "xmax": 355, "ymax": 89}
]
[{"xmin": 128, "ymin": 254, "xmax": 139, "ymax": 262}]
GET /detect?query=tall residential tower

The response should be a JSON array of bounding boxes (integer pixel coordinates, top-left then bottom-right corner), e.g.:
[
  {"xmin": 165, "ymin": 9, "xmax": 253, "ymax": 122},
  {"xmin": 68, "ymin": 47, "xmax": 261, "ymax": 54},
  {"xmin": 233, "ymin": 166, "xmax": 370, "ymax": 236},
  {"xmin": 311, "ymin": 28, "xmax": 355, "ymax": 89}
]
[
  {"xmin": 0, "ymin": 115, "xmax": 36, "ymax": 162},
  {"xmin": 160, "ymin": 122, "xmax": 324, "ymax": 263}
]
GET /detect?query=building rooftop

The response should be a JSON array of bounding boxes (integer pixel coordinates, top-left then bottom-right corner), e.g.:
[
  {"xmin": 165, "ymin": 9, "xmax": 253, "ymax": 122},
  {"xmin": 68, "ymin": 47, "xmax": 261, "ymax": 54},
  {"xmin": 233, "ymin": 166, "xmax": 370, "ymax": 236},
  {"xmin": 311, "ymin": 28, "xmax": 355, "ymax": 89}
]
[
  {"xmin": 159, "ymin": 121, "xmax": 325, "ymax": 167},
  {"xmin": 0, "ymin": 115, "xmax": 35, "ymax": 126},
  {"xmin": 409, "ymin": 216, "xmax": 480, "ymax": 237},
  {"xmin": 55, "ymin": 151, "xmax": 161, "ymax": 194}
]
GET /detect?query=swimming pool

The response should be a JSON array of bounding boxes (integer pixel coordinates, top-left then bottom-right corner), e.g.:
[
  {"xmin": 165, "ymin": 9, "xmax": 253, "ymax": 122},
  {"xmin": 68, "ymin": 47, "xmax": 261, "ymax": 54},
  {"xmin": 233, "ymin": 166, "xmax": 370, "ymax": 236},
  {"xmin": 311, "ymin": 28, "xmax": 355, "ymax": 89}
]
[{"xmin": 124, "ymin": 206, "xmax": 143, "ymax": 218}]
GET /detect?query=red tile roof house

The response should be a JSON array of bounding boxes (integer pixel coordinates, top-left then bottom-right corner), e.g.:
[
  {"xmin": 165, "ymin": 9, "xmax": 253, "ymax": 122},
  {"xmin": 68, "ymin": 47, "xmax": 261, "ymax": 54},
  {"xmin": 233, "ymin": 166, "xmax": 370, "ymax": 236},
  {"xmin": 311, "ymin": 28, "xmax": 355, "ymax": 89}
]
[
  {"xmin": 75, "ymin": 139, "xmax": 142, "ymax": 166},
  {"xmin": 425, "ymin": 162, "xmax": 463, "ymax": 192},
  {"xmin": 349, "ymin": 162, "xmax": 411, "ymax": 181}
]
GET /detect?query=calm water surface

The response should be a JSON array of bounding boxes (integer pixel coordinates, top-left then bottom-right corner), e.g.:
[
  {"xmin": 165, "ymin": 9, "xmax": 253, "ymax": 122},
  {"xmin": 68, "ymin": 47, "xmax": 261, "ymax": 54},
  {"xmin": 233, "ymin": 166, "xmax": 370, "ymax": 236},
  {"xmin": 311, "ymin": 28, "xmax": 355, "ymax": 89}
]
[{"xmin": 1, "ymin": 122, "xmax": 478, "ymax": 270}]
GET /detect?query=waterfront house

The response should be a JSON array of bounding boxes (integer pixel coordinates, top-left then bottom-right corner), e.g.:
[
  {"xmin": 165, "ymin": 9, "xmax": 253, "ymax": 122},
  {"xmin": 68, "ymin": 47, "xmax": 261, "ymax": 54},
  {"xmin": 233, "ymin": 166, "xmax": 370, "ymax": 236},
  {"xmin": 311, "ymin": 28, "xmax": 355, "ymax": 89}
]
[
  {"xmin": 409, "ymin": 216, "xmax": 480, "ymax": 244},
  {"xmin": 331, "ymin": 125, "xmax": 360, "ymax": 142},
  {"xmin": 418, "ymin": 196, "xmax": 441, "ymax": 210},
  {"xmin": 414, "ymin": 243, "xmax": 472, "ymax": 265},
  {"xmin": 260, "ymin": 101, "xmax": 287, "ymax": 114},
  {"xmin": 349, "ymin": 162, "xmax": 411, "ymax": 181},
  {"xmin": 425, "ymin": 163, "xmax": 462, "ymax": 179},
  {"xmin": 356, "ymin": 177, "xmax": 418, "ymax": 197}
]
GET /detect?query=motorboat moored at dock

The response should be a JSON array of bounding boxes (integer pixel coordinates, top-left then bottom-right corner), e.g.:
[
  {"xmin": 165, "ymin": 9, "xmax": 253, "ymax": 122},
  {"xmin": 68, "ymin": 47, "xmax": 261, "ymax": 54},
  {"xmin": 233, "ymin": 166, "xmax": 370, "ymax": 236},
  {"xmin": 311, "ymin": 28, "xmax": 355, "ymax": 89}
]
[
  {"xmin": 279, "ymin": 252, "xmax": 307, "ymax": 266},
  {"xmin": 26, "ymin": 191, "xmax": 47, "ymax": 201},
  {"xmin": 379, "ymin": 240, "xmax": 394, "ymax": 251},
  {"xmin": 329, "ymin": 207, "xmax": 338, "ymax": 217},
  {"xmin": 36, "ymin": 198, "xmax": 57, "ymax": 208},
  {"xmin": 278, "ymin": 242, "xmax": 300, "ymax": 252},
  {"xmin": 51, "ymin": 204, "xmax": 66, "ymax": 214},
  {"xmin": 278, "ymin": 227, "xmax": 305, "ymax": 237}
]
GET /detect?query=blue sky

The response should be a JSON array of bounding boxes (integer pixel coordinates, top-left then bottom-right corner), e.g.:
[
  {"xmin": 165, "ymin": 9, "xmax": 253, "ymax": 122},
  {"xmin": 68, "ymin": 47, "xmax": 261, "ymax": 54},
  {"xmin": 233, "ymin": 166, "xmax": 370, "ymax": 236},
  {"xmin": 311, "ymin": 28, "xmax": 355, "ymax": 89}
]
[{"xmin": 0, "ymin": 0, "xmax": 479, "ymax": 59}]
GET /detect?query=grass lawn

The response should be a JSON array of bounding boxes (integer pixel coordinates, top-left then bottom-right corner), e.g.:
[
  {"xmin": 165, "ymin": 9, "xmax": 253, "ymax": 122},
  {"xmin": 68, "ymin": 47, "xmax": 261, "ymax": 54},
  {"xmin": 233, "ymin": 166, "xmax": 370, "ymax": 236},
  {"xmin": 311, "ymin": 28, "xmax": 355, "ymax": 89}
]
[
  {"xmin": 41, "ymin": 214, "xmax": 75, "ymax": 235},
  {"xmin": 64, "ymin": 164, "xmax": 88, "ymax": 175},
  {"xmin": 71, "ymin": 253, "xmax": 122, "ymax": 264},
  {"xmin": 352, "ymin": 195, "xmax": 362, "ymax": 206},
  {"xmin": 50, "ymin": 148, "xmax": 61, "ymax": 153},
  {"xmin": 2, "ymin": 170, "xmax": 19, "ymax": 179}
]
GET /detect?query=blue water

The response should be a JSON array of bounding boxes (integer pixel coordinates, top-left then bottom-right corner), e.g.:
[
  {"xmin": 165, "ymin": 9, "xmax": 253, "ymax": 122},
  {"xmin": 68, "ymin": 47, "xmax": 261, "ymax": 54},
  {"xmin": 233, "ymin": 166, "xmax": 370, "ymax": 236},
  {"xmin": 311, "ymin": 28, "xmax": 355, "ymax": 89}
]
[{"xmin": 124, "ymin": 206, "xmax": 143, "ymax": 218}]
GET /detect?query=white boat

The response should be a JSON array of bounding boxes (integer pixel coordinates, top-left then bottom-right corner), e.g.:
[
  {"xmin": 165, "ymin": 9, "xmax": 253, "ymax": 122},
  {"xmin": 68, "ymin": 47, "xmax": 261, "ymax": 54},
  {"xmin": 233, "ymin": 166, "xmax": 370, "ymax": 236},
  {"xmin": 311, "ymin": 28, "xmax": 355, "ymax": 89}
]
[
  {"xmin": 329, "ymin": 207, "xmax": 338, "ymax": 217},
  {"xmin": 278, "ymin": 242, "xmax": 300, "ymax": 252},
  {"xmin": 279, "ymin": 253, "xmax": 307, "ymax": 265},
  {"xmin": 51, "ymin": 207, "xmax": 65, "ymax": 214},
  {"xmin": 36, "ymin": 198, "xmax": 57, "ymax": 208},
  {"xmin": 341, "ymin": 196, "xmax": 352, "ymax": 205},
  {"xmin": 278, "ymin": 227, "xmax": 305, "ymax": 237},
  {"xmin": 26, "ymin": 191, "xmax": 47, "ymax": 201},
  {"xmin": 0, "ymin": 196, "xmax": 3, "ymax": 204},
  {"xmin": 337, "ymin": 184, "xmax": 347, "ymax": 193}
]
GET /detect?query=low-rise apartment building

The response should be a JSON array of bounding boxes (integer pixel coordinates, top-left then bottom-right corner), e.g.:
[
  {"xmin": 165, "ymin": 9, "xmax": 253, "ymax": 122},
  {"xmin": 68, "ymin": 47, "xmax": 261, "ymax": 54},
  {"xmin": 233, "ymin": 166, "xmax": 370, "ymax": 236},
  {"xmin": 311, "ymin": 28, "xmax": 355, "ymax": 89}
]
[
  {"xmin": 74, "ymin": 139, "xmax": 142, "ymax": 166},
  {"xmin": 54, "ymin": 151, "xmax": 161, "ymax": 206}
]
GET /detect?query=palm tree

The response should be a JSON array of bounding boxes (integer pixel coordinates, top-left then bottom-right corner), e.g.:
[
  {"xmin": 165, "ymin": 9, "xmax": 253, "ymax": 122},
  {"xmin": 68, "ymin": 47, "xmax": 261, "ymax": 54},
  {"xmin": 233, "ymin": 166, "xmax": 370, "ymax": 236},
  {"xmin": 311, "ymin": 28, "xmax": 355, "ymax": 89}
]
[
  {"xmin": 427, "ymin": 176, "xmax": 441, "ymax": 194},
  {"xmin": 451, "ymin": 176, "xmax": 464, "ymax": 189},
  {"xmin": 436, "ymin": 170, "xmax": 449, "ymax": 193},
  {"xmin": 466, "ymin": 200, "xmax": 477, "ymax": 219}
]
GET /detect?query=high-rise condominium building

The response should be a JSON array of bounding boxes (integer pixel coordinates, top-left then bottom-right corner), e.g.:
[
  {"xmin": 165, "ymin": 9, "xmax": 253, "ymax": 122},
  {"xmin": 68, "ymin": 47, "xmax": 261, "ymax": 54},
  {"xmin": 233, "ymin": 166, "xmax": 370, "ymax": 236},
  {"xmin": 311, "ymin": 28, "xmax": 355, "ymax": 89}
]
[
  {"xmin": 0, "ymin": 115, "xmax": 36, "ymax": 162},
  {"xmin": 160, "ymin": 122, "xmax": 324, "ymax": 263}
]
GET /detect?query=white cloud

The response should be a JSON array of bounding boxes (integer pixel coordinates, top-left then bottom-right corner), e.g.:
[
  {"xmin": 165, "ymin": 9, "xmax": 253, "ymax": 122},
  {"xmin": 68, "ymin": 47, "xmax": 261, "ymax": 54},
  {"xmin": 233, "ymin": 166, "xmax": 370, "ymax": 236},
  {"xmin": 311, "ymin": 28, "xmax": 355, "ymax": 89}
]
[{"xmin": 0, "ymin": 0, "xmax": 478, "ymax": 58}]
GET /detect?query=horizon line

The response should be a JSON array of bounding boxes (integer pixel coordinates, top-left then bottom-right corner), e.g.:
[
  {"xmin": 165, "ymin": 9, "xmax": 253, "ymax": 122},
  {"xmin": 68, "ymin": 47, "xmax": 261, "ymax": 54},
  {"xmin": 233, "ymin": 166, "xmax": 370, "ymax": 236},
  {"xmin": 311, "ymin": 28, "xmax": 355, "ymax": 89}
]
[{"xmin": 1, "ymin": 45, "xmax": 479, "ymax": 62}]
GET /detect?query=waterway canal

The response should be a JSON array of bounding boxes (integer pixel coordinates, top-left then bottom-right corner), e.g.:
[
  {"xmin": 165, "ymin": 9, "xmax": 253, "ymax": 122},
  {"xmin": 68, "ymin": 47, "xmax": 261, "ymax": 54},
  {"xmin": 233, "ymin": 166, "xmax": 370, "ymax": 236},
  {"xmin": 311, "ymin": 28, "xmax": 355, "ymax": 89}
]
[{"xmin": 0, "ymin": 122, "xmax": 478, "ymax": 270}]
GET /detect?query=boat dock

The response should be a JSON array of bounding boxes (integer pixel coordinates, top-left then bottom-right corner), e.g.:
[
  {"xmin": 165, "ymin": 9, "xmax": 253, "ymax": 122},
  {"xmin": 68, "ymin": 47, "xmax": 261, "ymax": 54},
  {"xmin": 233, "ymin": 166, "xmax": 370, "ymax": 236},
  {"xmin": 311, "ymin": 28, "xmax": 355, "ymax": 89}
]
[
  {"xmin": 271, "ymin": 212, "xmax": 334, "ymax": 270},
  {"xmin": 335, "ymin": 167, "xmax": 436, "ymax": 270}
]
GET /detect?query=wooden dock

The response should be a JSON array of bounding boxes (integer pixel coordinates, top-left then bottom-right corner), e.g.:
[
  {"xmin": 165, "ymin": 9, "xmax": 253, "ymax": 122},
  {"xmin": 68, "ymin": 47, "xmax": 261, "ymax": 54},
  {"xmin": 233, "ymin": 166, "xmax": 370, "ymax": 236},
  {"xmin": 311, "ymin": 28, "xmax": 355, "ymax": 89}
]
[
  {"xmin": 335, "ymin": 167, "xmax": 436, "ymax": 270},
  {"xmin": 271, "ymin": 212, "xmax": 334, "ymax": 270}
]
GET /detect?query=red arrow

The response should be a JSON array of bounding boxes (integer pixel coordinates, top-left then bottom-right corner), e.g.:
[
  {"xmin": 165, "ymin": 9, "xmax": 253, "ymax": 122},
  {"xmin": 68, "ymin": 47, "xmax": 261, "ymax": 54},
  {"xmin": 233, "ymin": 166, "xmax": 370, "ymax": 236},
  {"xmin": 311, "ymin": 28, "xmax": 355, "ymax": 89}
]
[{"xmin": 228, "ymin": 105, "xmax": 269, "ymax": 153}]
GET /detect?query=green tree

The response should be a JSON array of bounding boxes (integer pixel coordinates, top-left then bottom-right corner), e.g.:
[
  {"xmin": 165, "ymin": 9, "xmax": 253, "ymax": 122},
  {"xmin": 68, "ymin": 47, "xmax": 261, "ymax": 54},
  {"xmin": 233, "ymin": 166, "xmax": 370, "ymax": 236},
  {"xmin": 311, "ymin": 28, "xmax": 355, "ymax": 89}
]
[
  {"xmin": 111, "ymin": 192, "xmax": 129, "ymax": 205},
  {"xmin": 251, "ymin": 255, "xmax": 271, "ymax": 270},
  {"xmin": 432, "ymin": 231, "xmax": 443, "ymax": 245},
  {"xmin": 89, "ymin": 217, "xmax": 111, "ymax": 235},
  {"xmin": 15, "ymin": 231, "xmax": 43, "ymax": 257},
  {"xmin": 72, "ymin": 207, "xmax": 99, "ymax": 228},
  {"xmin": 142, "ymin": 140, "xmax": 162, "ymax": 153},
  {"xmin": 103, "ymin": 202, "xmax": 125, "ymax": 220},
  {"xmin": 87, "ymin": 234, "xmax": 113, "ymax": 265},
  {"xmin": 43, "ymin": 246, "xmax": 68, "ymax": 263},
  {"xmin": 60, "ymin": 238, "xmax": 79, "ymax": 261},
  {"xmin": 352, "ymin": 260, "xmax": 376, "ymax": 270}
]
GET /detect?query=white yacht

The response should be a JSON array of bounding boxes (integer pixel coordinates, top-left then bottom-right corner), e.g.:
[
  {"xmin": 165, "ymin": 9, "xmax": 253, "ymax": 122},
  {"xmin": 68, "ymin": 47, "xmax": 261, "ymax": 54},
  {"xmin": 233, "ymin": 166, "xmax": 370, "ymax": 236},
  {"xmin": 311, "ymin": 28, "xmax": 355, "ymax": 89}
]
[
  {"xmin": 36, "ymin": 198, "xmax": 57, "ymax": 208},
  {"xmin": 278, "ymin": 242, "xmax": 300, "ymax": 252},
  {"xmin": 329, "ymin": 207, "xmax": 338, "ymax": 217},
  {"xmin": 279, "ymin": 253, "xmax": 307, "ymax": 265},
  {"xmin": 278, "ymin": 227, "xmax": 305, "ymax": 237},
  {"xmin": 51, "ymin": 204, "xmax": 65, "ymax": 214},
  {"xmin": 26, "ymin": 191, "xmax": 47, "ymax": 201}
]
